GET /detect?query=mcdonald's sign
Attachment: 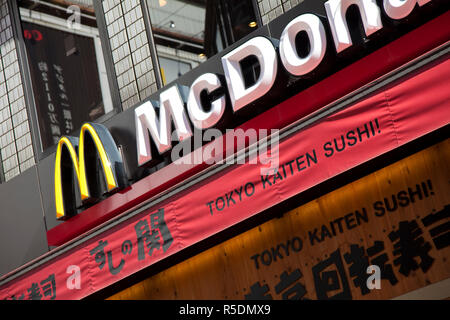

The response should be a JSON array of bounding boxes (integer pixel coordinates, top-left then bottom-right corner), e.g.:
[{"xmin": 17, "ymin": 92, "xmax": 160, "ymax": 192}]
[{"xmin": 54, "ymin": 123, "xmax": 128, "ymax": 220}]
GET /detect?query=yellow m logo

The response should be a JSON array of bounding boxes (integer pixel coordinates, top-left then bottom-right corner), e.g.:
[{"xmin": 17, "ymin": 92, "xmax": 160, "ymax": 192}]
[{"xmin": 54, "ymin": 123, "xmax": 127, "ymax": 220}]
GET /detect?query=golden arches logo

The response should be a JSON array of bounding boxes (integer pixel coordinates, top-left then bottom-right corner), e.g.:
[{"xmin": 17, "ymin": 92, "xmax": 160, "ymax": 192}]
[{"xmin": 54, "ymin": 123, "xmax": 127, "ymax": 220}]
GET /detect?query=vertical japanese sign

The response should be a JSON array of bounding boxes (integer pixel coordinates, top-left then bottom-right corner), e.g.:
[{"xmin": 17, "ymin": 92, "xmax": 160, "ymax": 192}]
[
  {"xmin": 109, "ymin": 139, "xmax": 450, "ymax": 300},
  {"xmin": 0, "ymin": 206, "xmax": 176, "ymax": 300},
  {"xmin": 22, "ymin": 22, "xmax": 105, "ymax": 150}
]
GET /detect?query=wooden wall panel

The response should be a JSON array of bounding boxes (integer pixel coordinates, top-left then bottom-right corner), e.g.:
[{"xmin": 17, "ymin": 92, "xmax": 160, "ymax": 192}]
[{"xmin": 109, "ymin": 139, "xmax": 450, "ymax": 300}]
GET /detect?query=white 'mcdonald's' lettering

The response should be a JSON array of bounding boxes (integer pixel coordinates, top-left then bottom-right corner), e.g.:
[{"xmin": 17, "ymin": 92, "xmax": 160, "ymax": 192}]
[
  {"xmin": 135, "ymin": 0, "xmax": 432, "ymax": 165},
  {"xmin": 383, "ymin": 0, "xmax": 431, "ymax": 20},
  {"xmin": 187, "ymin": 73, "xmax": 226, "ymax": 130}
]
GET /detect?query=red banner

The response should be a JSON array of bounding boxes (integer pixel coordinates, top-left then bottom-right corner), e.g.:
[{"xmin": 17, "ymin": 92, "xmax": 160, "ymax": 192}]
[{"xmin": 0, "ymin": 55, "xmax": 449, "ymax": 300}]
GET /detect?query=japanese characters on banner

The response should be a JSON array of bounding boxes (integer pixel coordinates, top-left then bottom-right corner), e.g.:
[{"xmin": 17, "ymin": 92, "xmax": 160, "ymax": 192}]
[
  {"xmin": 0, "ymin": 55, "xmax": 448, "ymax": 300},
  {"xmin": 109, "ymin": 139, "xmax": 450, "ymax": 300}
]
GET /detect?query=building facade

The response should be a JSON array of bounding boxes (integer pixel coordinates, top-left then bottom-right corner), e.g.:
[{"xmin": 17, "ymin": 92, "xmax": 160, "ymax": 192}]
[{"xmin": 0, "ymin": 0, "xmax": 448, "ymax": 300}]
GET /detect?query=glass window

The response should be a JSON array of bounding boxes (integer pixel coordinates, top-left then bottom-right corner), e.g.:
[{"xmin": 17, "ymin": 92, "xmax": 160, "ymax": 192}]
[
  {"xmin": 18, "ymin": 0, "xmax": 113, "ymax": 152},
  {"xmin": 158, "ymin": 56, "xmax": 192, "ymax": 84},
  {"xmin": 146, "ymin": 0, "xmax": 259, "ymax": 85}
]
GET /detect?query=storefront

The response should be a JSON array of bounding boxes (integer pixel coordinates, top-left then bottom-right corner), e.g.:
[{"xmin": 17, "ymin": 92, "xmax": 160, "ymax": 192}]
[{"xmin": 0, "ymin": 0, "xmax": 448, "ymax": 300}]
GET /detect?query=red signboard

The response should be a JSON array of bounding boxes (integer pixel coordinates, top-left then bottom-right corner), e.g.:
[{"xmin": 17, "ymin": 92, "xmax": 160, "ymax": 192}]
[
  {"xmin": 1, "ymin": 54, "xmax": 448, "ymax": 300},
  {"xmin": 46, "ymin": 11, "xmax": 450, "ymax": 247}
]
